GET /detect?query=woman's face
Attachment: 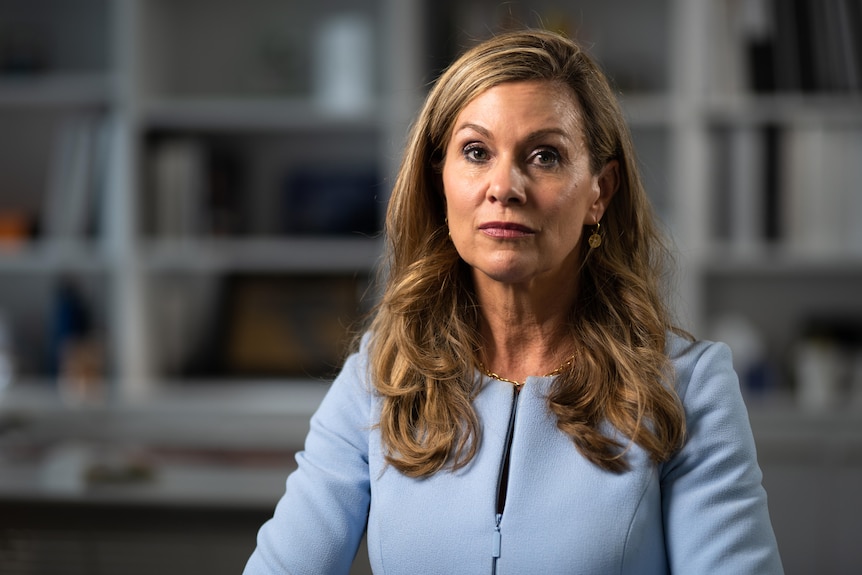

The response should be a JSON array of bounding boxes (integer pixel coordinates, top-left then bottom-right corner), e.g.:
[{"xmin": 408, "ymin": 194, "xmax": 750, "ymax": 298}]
[{"xmin": 441, "ymin": 80, "xmax": 617, "ymax": 288}]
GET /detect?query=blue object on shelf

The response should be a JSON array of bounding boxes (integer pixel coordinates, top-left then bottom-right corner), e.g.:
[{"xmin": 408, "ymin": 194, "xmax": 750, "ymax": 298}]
[
  {"xmin": 48, "ymin": 280, "xmax": 91, "ymax": 377},
  {"xmin": 281, "ymin": 167, "xmax": 382, "ymax": 236}
]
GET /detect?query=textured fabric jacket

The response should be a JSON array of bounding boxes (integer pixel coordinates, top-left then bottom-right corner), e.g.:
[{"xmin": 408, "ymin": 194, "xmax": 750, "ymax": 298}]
[{"xmin": 244, "ymin": 333, "xmax": 784, "ymax": 574}]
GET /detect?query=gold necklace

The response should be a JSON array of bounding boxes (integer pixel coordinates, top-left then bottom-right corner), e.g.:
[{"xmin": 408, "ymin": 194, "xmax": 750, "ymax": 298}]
[{"xmin": 479, "ymin": 354, "xmax": 575, "ymax": 388}]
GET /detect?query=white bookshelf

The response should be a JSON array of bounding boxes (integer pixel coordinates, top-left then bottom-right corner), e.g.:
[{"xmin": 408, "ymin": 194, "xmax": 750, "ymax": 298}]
[
  {"xmin": 1, "ymin": 1, "xmax": 861, "ymax": 572},
  {"xmin": 0, "ymin": 0, "xmax": 858, "ymax": 408}
]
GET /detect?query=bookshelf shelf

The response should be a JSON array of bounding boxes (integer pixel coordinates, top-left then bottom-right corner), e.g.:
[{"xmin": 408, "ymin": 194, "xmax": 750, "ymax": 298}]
[
  {"xmin": 0, "ymin": 377, "xmax": 328, "ymax": 421},
  {"xmin": 0, "ymin": 242, "xmax": 111, "ymax": 273},
  {"xmin": 618, "ymin": 93, "xmax": 675, "ymax": 126},
  {"xmin": 139, "ymin": 237, "xmax": 383, "ymax": 273},
  {"xmin": 697, "ymin": 247, "xmax": 862, "ymax": 278},
  {"xmin": 704, "ymin": 94, "xmax": 862, "ymax": 126},
  {"xmin": 0, "ymin": 73, "xmax": 114, "ymax": 108},
  {"xmin": 140, "ymin": 98, "xmax": 384, "ymax": 132}
]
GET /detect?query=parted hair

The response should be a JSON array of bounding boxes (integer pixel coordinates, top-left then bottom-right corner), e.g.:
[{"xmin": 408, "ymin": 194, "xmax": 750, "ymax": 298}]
[{"xmin": 365, "ymin": 29, "xmax": 686, "ymax": 476}]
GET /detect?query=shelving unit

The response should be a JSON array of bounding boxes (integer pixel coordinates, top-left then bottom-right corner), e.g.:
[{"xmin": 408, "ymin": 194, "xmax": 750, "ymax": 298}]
[
  {"xmin": 685, "ymin": 4, "xmax": 862, "ymax": 569},
  {"xmin": 0, "ymin": 0, "xmax": 860, "ymax": 572},
  {"xmin": 692, "ymin": 0, "xmax": 862, "ymax": 417},
  {"xmin": 0, "ymin": 0, "xmax": 859, "ymax": 409},
  {"xmin": 0, "ymin": 0, "xmax": 716, "ymax": 405},
  {"xmin": 0, "ymin": 0, "xmax": 113, "ymax": 401},
  {"xmin": 0, "ymin": 0, "xmax": 417, "ymax": 403}
]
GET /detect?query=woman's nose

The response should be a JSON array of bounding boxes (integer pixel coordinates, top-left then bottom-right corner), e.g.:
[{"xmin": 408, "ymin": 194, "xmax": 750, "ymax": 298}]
[{"xmin": 487, "ymin": 158, "xmax": 526, "ymax": 204}]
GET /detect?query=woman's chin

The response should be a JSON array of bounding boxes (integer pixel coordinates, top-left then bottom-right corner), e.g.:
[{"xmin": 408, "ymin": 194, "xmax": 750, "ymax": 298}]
[{"xmin": 474, "ymin": 263, "xmax": 541, "ymax": 287}]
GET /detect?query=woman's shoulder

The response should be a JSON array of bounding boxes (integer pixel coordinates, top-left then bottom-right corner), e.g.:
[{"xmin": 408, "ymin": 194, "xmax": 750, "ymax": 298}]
[
  {"xmin": 309, "ymin": 331, "xmax": 375, "ymax": 409},
  {"xmin": 664, "ymin": 330, "xmax": 738, "ymax": 406},
  {"xmin": 665, "ymin": 330, "xmax": 721, "ymax": 361},
  {"xmin": 334, "ymin": 332, "xmax": 374, "ymax": 390}
]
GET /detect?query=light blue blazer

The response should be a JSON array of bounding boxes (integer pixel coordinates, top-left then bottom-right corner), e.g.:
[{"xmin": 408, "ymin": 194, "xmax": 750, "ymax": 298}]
[{"xmin": 244, "ymin": 333, "xmax": 784, "ymax": 574}]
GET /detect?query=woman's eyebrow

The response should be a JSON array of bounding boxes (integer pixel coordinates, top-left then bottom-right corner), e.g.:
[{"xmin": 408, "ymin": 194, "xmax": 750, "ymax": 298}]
[
  {"xmin": 522, "ymin": 127, "xmax": 573, "ymax": 144},
  {"xmin": 452, "ymin": 122, "xmax": 491, "ymax": 138},
  {"xmin": 453, "ymin": 123, "xmax": 573, "ymax": 144}
]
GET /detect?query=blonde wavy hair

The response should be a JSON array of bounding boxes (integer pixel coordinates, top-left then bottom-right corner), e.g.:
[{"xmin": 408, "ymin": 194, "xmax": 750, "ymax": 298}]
[{"xmin": 366, "ymin": 29, "xmax": 686, "ymax": 476}]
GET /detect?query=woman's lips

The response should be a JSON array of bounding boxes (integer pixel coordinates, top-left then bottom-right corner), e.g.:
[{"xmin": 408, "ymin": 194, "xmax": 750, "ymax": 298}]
[{"xmin": 479, "ymin": 221, "xmax": 535, "ymax": 238}]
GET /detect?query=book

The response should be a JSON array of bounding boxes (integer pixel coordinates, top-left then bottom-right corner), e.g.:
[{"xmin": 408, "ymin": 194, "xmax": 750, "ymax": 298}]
[
  {"xmin": 835, "ymin": 128, "xmax": 862, "ymax": 253},
  {"xmin": 772, "ymin": 0, "xmax": 802, "ymax": 91},
  {"xmin": 781, "ymin": 125, "xmax": 862, "ymax": 253},
  {"xmin": 708, "ymin": 0, "xmax": 746, "ymax": 95},
  {"xmin": 742, "ymin": 0, "xmax": 777, "ymax": 93},
  {"xmin": 150, "ymin": 138, "xmax": 207, "ymax": 238},
  {"xmin": 41, "ymin": 114, "xmax": 106, "ymax": 241},
  {"xmin": 770, "ymin": 0, "xmax": 862, "ymax": 93},
  {"xmin": 729, "ymin": 126, "xmax": 768, "ymax": 249}
]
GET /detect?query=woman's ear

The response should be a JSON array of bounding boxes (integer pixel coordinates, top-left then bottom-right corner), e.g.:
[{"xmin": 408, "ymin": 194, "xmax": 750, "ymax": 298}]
[{"xmin": 590, "ymin": 160, "xmax": 619, "ymax": 223}]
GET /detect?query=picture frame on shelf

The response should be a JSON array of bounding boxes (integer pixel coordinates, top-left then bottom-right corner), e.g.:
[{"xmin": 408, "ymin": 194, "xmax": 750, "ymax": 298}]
[{"xmin": 217, "ymin": 273, "xmax": 368, "ymax": 380}]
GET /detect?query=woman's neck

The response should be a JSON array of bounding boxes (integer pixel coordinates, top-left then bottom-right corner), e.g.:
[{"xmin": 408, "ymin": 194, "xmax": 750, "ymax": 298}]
[{"xmin": 475, "ymin": 275, "xmax": 577, "ymax": 383}]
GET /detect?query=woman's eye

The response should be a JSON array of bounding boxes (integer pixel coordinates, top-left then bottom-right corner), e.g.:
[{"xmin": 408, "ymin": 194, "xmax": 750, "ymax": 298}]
[
  {"xmin": 463, "ymin": 144, "xmax": 489, "ymax": 162},
  {"xmin": 532, "ymin": 149, "xmax": 560, "ymax": 166}
]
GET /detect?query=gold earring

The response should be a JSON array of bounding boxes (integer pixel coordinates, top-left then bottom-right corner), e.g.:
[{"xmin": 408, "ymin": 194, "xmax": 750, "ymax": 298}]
[{"xmin": 588, "ymin": 222, "xmax": 602, "ymax": 248}]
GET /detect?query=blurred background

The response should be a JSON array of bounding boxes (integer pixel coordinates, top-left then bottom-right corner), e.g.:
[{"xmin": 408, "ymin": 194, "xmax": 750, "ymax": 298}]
[{"xmin": 0, "ymin": 0, "xmax": 859, "ymax": 573}]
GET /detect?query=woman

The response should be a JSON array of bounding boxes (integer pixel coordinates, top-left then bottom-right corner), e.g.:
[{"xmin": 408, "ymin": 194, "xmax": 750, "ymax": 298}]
[{"xmin": 245, "ymin": 30, "xmax": 783, "ymax": 574}]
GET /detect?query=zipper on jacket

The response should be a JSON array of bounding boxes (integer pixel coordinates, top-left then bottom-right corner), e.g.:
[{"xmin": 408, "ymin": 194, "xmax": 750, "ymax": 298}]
[{"xmin": 492, "ymin": 384, "xmax": 521, "ymax": 574}]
